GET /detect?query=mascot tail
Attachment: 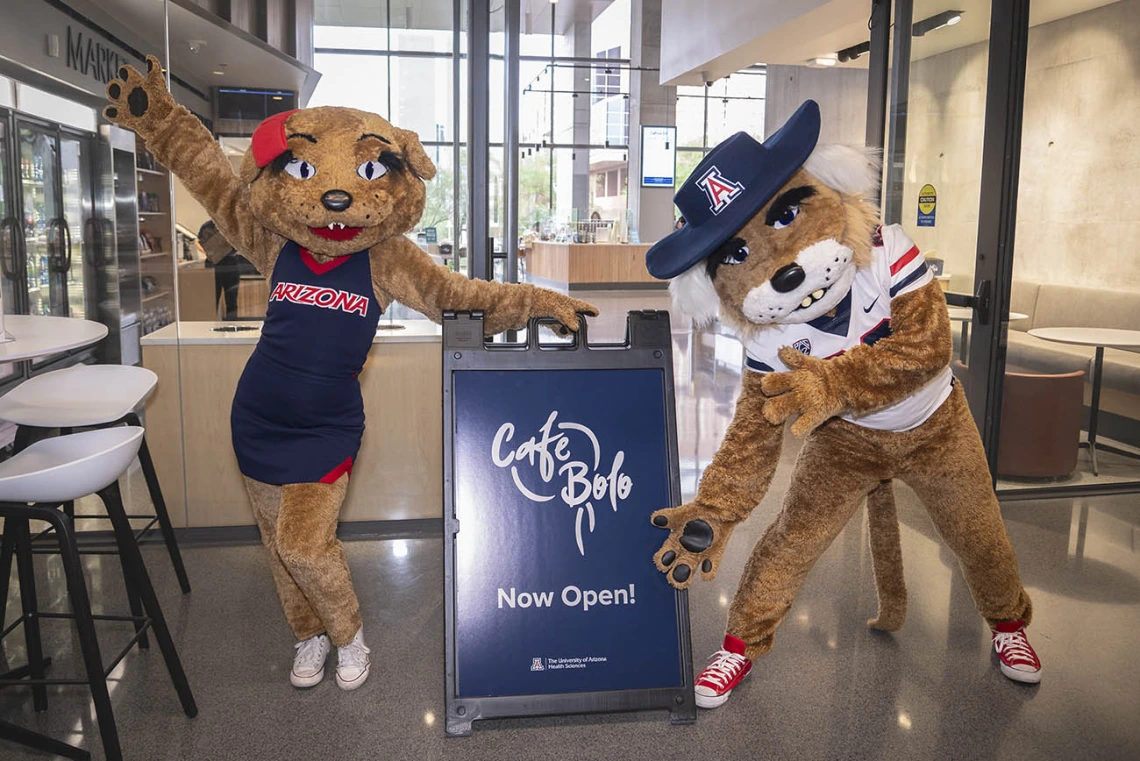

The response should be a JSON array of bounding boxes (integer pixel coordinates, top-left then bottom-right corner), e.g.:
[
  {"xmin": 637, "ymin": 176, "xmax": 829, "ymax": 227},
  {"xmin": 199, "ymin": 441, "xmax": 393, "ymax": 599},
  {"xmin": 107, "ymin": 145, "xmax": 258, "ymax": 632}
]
[{"xmin": 866, "ymin": 479, "xmax": 907, "ymax": 631}]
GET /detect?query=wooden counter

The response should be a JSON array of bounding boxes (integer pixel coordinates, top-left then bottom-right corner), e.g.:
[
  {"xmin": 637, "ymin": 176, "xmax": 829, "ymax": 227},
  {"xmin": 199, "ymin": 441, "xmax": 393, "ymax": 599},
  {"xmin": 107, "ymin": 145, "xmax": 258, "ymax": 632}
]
[
  {"xmin": 525, "ymin": 241, "xmax": 663, "ymax": 290},
  {"xmin": 141, "ymin": 320, "xmax": 443, "ymax": 528}
]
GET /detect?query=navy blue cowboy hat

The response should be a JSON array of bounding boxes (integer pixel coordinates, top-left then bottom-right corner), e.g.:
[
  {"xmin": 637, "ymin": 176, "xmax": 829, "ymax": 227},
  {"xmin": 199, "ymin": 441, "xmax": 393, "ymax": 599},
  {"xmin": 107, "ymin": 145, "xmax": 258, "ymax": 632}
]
[{"xmin": 645, "ymin": 99, "xmax": 821, "ymax": 279}]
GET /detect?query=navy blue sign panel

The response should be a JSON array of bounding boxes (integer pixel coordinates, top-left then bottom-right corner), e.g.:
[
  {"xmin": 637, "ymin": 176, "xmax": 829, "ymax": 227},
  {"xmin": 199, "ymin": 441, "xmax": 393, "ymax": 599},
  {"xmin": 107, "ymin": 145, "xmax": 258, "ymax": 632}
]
[
  {"xmin": 442, "ymin": 311, "xmax": 694, "ymax": 736},
  {"xmin": 453, "ymin": 368, "xmax": 680, "ymax": 697}
]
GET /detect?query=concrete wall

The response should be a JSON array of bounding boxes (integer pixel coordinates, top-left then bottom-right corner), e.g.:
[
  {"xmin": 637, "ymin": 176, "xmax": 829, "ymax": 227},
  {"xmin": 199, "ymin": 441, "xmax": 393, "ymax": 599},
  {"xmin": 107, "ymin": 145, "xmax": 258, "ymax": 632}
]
[
  {"xmin": 628, "ymin": 0, "xmax": 676, "ymax": 244},
  {"xmin": 764, "ymin": 65, "xmax": 868, "ymax": 143},
  {"xmin": 903, "ymin": 0, "xmax": 1140, "ymax": 292}
]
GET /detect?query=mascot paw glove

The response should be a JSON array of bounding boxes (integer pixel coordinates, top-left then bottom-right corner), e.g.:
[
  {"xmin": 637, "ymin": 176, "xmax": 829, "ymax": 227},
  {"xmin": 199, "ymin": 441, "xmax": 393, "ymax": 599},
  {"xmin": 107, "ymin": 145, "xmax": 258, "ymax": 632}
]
[
  {"xmin": 531, "ymin": 290, "xmax": 599, "ymax": 336},
  {"xmin": 760, "ymin": 347, "xmax": 845, "ymax": 437},
  {"xmin": 103, "ymin": 55, "xmax": 176, "ymax": 135},
  {"xmin": 650, "ymin": 502, "xmax": 737, "ymax": 590}
]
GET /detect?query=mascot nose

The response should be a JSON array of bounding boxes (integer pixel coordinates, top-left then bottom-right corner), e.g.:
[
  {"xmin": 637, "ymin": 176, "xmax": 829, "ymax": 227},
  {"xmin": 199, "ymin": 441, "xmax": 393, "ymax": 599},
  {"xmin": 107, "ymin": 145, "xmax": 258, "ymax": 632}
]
[
  {"xmin": 770, "ymin": 263, "xmax": 806, "ymax": 293},
  {"xmin": 321, "ymin": 189, "xmax": 353, "ymax": 212}
]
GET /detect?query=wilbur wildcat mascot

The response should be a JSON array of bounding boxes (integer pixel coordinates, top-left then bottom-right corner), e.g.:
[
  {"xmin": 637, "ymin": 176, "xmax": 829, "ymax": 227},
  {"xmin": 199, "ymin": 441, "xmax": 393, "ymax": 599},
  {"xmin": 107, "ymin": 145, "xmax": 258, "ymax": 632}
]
[
  {"xmin": 104, "ymin": 57, "xmax": 595, "ymax": 692},
  {"xmin": 646, "ymin": 101, "xmax": 1041, "ymax": 710}
]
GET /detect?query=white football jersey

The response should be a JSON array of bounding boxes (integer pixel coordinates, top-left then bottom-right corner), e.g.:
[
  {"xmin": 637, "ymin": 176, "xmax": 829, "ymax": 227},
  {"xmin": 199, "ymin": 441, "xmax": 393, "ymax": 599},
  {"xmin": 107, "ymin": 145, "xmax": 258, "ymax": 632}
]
[{"xmin": 744, "ymin": 224, "xmax": 952, "ymax": 432}]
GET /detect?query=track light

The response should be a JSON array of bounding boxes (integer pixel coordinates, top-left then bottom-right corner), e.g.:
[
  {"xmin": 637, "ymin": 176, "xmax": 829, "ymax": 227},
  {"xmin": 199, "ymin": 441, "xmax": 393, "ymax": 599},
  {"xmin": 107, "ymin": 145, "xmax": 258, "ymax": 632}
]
[
  {"xmin": 912, "ymin": 10, "xmax": 963, "ymax": 37},
  {"xmin": 837, "ymin": 41, "xmax": 871, "ymax": 62}
]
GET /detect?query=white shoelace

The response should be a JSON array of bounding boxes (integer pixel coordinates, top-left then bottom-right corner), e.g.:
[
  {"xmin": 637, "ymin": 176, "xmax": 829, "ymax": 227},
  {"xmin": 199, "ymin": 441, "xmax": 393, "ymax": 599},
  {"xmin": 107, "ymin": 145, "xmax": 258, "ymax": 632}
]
[
  {"xmin": 993, "ymin": 630, "xmax": 1037, "ymax": 666},
  {"xmin": 699, "ymin": 650, "xmax": 748, "ymax": 689},
  {"xmin": 294, "ymin": 635, "xmax": 329, "ymax": 671},
  {"xmin": 339, "ymin": 638, "xmax": 371, "ymax": 670}
]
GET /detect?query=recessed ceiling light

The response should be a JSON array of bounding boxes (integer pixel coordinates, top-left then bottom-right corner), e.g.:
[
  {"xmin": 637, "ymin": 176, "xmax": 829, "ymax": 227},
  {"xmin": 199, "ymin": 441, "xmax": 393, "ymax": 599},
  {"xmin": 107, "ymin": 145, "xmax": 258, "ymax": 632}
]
[
  {"xmin": 810, "ymin": 57, "xmax": 837, "ymax": 67},
  {"xmin": 213, "ymin": 70, "xmax": 225, "ymax": 76},
  {"xmin": 272, "ymin": 95, "xmax": 283, "ymax": 100}
]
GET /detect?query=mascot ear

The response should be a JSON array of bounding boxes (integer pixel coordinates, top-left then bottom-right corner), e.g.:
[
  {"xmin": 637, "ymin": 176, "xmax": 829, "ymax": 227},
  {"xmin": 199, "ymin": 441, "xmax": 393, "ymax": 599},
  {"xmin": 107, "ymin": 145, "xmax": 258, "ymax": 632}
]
[
  {"xmin": 238, "ymin": 150, "xmax": 260, "ymax": 185},
  {"xmin": 670, "ymin": 262, "xmax": 720, "ymax": 328},
  {"xmin": 394, "ymin": 127, "xmax": 437, "ymax": 181}
]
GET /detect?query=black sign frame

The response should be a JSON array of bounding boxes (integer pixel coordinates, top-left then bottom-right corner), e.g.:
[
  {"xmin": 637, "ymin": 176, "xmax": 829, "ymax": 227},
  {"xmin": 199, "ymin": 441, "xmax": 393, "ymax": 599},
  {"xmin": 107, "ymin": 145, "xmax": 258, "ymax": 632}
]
[{"xmin": 442, "ymin": 310, "xmax": 695, "ymax": 736}]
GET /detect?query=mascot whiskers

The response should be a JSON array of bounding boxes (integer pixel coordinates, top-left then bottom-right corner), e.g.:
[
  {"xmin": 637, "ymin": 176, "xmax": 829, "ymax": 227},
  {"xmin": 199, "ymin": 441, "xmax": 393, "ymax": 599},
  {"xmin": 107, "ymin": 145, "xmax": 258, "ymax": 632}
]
[
  {"xmin": 646, "ymin": 100, "xmax": 1041, "ymax": 709},
  {"xmin": 105, "ymin": 57, "xmax": 595, "ymax": 692}
]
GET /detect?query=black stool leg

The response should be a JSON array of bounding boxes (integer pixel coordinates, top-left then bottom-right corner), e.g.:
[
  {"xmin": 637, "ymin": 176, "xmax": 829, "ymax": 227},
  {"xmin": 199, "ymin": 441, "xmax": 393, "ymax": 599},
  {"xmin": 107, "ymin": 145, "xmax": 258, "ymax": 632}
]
[
  {"xmin": 100, "ymin": 482, "xmax": 197, "ymax": 718},
  {"xmin": 119, "ymin": 556, "xmax": 150, "ymax": 651},
  {"xmin": 125, "ymin": 413, "xmax": 191, "ymax": 595},
  {"xmin": 0, "ymin": 427, "xmax": 34, "ymax": 630},
  {"xmin": 46, "ymin": 508, "xmax": 123, "ymax": 761},
  {"xmin": 0, "ymin": 531, "xmax": 13, "ymax": 631},
  {"xmin": 11, "ymin": 518, "xmax": 48, "ymax": 712}
]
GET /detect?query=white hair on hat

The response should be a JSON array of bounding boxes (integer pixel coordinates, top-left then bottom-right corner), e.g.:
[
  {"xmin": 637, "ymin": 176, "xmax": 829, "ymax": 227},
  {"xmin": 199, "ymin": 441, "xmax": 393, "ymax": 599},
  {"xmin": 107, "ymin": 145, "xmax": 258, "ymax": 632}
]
[
  {"xmin": 802, "ymin": 144, "xmax": 881, "ymax": 196},
  {"xmin": 669, "ymin": 262, "xmax": 720, "ymax": 328}
]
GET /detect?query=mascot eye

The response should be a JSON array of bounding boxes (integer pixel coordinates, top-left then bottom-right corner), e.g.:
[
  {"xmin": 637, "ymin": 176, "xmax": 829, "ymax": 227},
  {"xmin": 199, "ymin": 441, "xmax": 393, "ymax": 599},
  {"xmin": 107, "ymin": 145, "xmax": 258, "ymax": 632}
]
[
  {"xmin": 773, "ymin": 205, "xmax": 800, "ymax": 229},
  {"xmin": 283, "ymin": 159, "xmax": 317, "ymax": 180},
  {"xmin": 357, "ymin": 160, "xmax": 388, "ymax": 181},
  {"xmin": 721, "ymin": 243, "xmax": 750, "ymax": 266}
]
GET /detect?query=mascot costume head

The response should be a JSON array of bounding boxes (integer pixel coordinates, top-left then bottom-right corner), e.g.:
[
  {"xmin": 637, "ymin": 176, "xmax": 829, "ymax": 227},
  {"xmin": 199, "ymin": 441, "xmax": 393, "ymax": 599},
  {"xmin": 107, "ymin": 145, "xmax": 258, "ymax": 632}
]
[{"xmin": 644, "ymin": 100, "xmax": 1041, "ymax": 710}]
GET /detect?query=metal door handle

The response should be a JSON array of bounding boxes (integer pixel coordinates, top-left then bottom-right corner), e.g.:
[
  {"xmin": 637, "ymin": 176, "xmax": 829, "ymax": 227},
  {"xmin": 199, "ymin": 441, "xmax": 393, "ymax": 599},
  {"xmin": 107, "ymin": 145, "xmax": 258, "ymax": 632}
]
[
  {"xmin": 0, "ymin": 217, "xmax": 18, "ymax": 281},
  {"xmin": 84, "ymin": 218, "xmax": 97, "ymax": 267},
  {"xmin": 63, "ymin": 218, "xmax": 73, "ymax": 271}
]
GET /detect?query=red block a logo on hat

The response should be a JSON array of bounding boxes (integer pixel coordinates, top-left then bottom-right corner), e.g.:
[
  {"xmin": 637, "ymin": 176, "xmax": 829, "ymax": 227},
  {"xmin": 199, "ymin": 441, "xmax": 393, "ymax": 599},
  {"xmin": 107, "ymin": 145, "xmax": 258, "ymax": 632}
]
[{"xmin": 697, "ymin": 166, "xmax": 745, "ymax": 216}]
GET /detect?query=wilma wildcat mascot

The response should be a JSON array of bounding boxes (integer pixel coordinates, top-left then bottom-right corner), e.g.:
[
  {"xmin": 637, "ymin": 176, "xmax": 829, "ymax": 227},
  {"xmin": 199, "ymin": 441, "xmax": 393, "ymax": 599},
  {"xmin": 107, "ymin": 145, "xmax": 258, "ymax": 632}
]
[
  {"xmin": 646, "ymin": 101, "xmax": 1041, "ymax": 710},
  {"xmin": 104, "ymin": 57, "xmax": 595, "ymax": 692}
]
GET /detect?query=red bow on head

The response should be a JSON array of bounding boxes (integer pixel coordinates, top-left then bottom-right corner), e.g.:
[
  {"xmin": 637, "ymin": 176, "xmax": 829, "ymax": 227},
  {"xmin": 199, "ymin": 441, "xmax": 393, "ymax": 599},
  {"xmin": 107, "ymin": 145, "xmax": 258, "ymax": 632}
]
[{"xmin": 251, "ymin": 109, "xmax": 301, "ymax": 168}]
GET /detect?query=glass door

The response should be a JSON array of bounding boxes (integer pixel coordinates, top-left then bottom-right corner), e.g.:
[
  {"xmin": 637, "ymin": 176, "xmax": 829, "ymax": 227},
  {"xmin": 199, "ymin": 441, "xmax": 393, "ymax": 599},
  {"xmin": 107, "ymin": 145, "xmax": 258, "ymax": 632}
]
[
  {"xmin": 18, "ymin": 121, "xmax": 60, "ymax": 316},
  {"xmin": 59, "ymin": 131, "xmax": 93, "ymax": 320},
  {"xmin": 884, "ymin": 0, "xmax": 991, "ymax": 401},
  {"xmin": 0, "ymin": 110, "xmax": 22, "ymax": 384}
]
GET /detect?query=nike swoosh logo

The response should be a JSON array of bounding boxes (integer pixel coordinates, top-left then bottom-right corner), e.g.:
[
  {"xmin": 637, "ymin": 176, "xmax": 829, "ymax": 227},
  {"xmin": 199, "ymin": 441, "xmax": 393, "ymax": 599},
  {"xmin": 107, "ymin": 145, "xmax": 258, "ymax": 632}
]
[{"xmin": 863, "ymin": 296, "xmax": 880, "ymax": 313}]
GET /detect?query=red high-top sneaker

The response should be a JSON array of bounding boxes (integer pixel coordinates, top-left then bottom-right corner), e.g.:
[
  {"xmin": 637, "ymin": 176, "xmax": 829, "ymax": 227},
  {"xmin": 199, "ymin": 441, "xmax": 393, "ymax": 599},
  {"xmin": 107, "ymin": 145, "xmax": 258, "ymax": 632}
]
[
  {"xmin": 694, "ymin": 634, "xmax": 753, "ymax": 709},
  {"xmin": 992, "ymin": 621, "xmax": 1042, "ymax": 684}
]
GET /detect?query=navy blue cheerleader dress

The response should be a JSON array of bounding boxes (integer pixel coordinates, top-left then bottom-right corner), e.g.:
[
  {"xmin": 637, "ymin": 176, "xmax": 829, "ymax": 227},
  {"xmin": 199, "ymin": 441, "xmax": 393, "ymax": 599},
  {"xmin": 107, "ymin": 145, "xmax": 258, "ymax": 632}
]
[{"xmin": 230, "ymin": 242, "xmax": 381, "ymax": 485}]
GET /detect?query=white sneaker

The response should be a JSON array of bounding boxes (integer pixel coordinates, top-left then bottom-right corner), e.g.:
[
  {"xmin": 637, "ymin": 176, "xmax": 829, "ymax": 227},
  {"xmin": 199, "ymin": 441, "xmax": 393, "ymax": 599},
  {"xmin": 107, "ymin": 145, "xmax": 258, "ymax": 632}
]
[
  {"xmin": 290, "ymin": 633, "xmax": 331, "ymax": 688},
  {"xmin": 336, "ymin": 627, "xmax": 371, "ymax": 691}
]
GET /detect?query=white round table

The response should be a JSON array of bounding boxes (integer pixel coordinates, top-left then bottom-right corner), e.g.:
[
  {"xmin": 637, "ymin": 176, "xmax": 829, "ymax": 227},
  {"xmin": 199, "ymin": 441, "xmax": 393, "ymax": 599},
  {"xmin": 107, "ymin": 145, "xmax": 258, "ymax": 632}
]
[
  {"xmin": 1028, "ymin": 326, "xmax": 1140, "ymax": 475},
  {"xmin": 0, "ymin": 316, "xmax": 109, "ymax": 363},
  {"xmin": 946, "ymin": 308, "xmax": 1028, "ymax": 362}
]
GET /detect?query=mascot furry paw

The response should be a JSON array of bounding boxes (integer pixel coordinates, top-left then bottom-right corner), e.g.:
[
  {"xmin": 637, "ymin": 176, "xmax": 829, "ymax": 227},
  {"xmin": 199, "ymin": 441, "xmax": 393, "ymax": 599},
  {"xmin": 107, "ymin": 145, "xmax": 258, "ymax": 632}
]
[
  {"xmin": 646, "ymin": 100, "xmax": 1040, "ymax": 710},
  {"xmin": 106, "ymin": 56, "xmax": 596, "ymax": 691}
]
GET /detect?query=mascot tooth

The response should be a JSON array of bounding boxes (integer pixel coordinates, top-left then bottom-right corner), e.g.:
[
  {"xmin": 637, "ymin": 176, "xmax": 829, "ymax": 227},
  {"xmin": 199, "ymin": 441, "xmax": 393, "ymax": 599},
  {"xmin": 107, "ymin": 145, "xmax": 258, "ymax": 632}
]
[
  {"xmin": 105, "ymin": 56, "xmax": 596, "ymax": 692},
  {"xmin": 645, "ymin": 100, "xmax": 1041, "ymax": 710}
]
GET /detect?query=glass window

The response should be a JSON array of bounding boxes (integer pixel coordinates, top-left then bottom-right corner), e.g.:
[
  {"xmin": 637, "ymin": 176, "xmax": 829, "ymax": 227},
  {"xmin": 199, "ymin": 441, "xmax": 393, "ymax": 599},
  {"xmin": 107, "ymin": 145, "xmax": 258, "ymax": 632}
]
[{"xmin": 310, "ymin": 52, "xmax": 390, "ymax": 115}]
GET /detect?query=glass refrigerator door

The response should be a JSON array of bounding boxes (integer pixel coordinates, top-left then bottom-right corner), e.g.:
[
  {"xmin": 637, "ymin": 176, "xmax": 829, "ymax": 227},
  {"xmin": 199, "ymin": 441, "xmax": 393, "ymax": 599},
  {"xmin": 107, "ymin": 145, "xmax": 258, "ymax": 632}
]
[
  {"xmin": 18, "ymin": 124, "xmax": 60, "ymax": 316},
  {"xmin": 60, "ymin": 133, "xmax": 93, "ymax": 320},
  {"xmin": 0, "ymin": 114, "xmax": 21, "ymax": 384}
]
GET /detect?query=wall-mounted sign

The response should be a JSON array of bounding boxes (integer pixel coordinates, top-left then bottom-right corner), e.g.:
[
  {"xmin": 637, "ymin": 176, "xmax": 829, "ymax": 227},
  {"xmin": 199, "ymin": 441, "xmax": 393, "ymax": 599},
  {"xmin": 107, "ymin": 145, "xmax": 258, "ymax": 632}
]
[
  {"xmin": 640, "ymin": 126, "xmax": 677, "ymax": 187},
  {"xmin": 65, "ymin": 25, "xmax": 128, "ymax": 86},
  {"xmin": 424, "ymin": 227, "xmax": 438, "ymax": 244},
  {"xmin": 917, "ymin": 183, "xmax": 937, "ymax": 227}
]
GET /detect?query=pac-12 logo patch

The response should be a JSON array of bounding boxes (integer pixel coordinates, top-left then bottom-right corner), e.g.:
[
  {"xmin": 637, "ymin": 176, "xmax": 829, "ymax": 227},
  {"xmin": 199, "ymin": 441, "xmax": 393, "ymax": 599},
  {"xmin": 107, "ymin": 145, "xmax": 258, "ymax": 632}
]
[
  {"xmin": 530, "ymin": 658, "xmax": 545, "ymax": 672},
  {"xmin": 697, "ymin": 166, "xmax": 745, "ymax": 215},
  {"xmin": 793, "ymin": 338, "xmax": 812, "ymax": 355}
]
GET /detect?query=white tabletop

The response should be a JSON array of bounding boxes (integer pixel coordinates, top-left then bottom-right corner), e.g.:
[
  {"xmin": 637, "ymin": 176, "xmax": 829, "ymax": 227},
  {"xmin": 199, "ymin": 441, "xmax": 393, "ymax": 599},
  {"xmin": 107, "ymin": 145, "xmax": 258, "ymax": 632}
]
[
  {"xmin": 0, "ymin": 315, "xmax": 108, "ymax": 363},
  {"xmin": 1027, "ymin": 327, "xmax": 1140, "ymax": 349},
  {"xmin": 947, "ymin": 307, "xmax": 1029, "ymax": 322}
]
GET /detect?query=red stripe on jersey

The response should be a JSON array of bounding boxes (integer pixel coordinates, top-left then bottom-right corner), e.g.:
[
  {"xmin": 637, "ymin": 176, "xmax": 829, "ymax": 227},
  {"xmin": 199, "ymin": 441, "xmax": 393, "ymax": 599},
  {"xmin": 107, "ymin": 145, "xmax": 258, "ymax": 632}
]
[
  {"xmin": 890, "ymin": 245, "xmax": 921, "ymax": 276},
  {"xmin": 320, "ymin": 457, "xmax": 354, "ymax": 484}
]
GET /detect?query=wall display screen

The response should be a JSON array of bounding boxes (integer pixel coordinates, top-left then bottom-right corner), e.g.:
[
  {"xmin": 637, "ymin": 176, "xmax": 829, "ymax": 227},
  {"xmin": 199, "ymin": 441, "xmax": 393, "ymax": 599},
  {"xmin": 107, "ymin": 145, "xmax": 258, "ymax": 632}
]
[
  {"xmin": 214, "ymin": 88, "xmax": 297, "ymax": 136},
  {"xmin": 641, "ymin": 126, "xmax": 677, "ymax": 187}
]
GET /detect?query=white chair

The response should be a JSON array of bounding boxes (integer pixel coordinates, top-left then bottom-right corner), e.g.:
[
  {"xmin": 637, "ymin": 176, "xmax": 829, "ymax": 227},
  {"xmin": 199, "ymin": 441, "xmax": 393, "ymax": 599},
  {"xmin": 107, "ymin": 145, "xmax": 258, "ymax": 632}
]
[
  {"xmin": 0, "ymin": 364, "xmax": 190, "ymax": 599},
  {"xmin": 0, "ymin": 427, "xmax": 196, "ymax": 761}
]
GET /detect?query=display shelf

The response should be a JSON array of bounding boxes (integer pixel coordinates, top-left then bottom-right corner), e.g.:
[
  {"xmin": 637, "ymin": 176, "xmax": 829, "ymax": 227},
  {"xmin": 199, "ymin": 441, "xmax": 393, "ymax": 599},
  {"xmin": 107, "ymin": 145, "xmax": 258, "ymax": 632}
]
[
  {"xmin": 139, "ymin": 211, "xmax": 168, "ymax": 217},
  {"xmin": 142, "ymin": 290, "xmax": 172, "ymax": 303},
  {"xmin": 136, "ymin": 168, "xmax": 166, "ymax": 177},
  {"xmin": 141, "ymin": 251, "xmax": 171, "ymax": 261}
]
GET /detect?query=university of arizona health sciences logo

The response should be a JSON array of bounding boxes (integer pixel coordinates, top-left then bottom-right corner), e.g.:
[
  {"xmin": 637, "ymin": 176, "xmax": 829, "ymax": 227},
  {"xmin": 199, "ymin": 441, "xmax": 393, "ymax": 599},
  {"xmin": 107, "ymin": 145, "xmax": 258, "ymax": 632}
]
[
  {"xmin": 697, "ymin": 166, "xmax": 745, "ymax": 215},
  {"xmin": 530, "ymin": 658, "xmax": 545, "ymax": 672}
]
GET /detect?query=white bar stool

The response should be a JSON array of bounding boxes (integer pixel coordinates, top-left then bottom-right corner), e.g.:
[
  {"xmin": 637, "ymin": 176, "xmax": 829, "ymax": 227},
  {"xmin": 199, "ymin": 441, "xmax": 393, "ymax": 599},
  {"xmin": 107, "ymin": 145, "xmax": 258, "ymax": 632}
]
[
  {"xmin": 0, "ymin": 365, "xmax": 190, "ymax": 634},
  {"xmin": 0, "ymin": 427, "xmax": 196, "ymax": 761}
]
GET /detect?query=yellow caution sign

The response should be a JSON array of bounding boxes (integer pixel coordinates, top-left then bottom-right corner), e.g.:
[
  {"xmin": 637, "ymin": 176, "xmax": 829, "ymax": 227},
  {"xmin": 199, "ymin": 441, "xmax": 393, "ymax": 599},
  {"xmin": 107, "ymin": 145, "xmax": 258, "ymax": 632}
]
[{"xmin": 917, "ymin": 184, "xmax": 937, "ymax": 227}]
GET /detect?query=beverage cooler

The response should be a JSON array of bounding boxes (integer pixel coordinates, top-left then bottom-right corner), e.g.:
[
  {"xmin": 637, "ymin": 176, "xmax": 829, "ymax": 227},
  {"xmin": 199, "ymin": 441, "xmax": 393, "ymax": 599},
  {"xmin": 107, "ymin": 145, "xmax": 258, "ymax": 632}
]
[{"xmin": 0, "ymin": 107, "xmax": 142, "ymax": 390}]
